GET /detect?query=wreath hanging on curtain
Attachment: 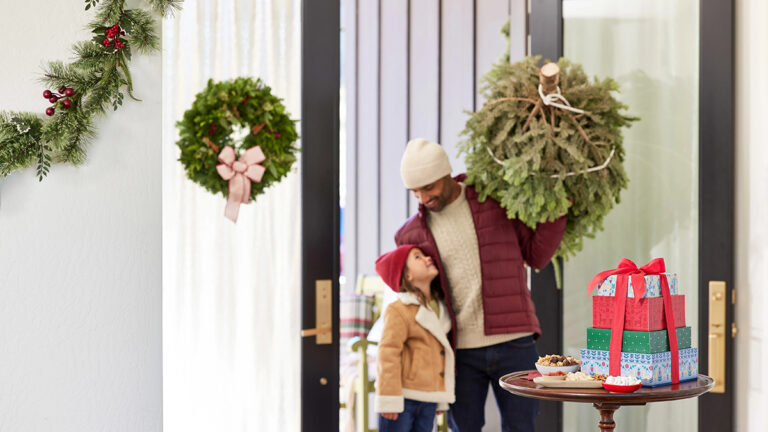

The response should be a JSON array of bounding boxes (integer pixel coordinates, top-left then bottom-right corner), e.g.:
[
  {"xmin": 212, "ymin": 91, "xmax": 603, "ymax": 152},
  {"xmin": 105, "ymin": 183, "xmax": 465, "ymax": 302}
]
[
  {"xmin": 458, "ymin": 56, "xmax": 638, "ymax": 261},
  {"xmin": 176, "ymin": 77, "xmax": 299, "ymax": 222}
]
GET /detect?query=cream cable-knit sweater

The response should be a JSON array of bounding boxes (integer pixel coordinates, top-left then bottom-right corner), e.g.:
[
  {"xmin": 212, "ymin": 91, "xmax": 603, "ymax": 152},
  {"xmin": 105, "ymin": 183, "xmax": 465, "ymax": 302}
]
[{"xmin": 428, "ymin": 184, "xmax": 533, "ymax": 349}]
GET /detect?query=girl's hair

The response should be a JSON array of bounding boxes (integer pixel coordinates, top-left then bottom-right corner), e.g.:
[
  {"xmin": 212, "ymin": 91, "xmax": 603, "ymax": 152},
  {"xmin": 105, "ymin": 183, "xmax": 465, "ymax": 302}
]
[{"xmin": 399, "ymin": 270, "xmax": 442, "ymax": 306}]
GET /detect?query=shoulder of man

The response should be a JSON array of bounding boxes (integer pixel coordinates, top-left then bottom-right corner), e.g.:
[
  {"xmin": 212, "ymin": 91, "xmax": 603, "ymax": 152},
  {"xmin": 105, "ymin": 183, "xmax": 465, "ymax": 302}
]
[{"xmin": 394, "ymin": 213, "xmax": 423, "ymax": 245}]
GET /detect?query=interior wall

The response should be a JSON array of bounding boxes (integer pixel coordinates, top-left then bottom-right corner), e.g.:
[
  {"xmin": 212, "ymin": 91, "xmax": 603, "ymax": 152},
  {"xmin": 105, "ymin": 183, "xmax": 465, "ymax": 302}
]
[
  {"xmin": 735, "ymin": 0, "xmax": 768, "ymax": 430},
  {"xmin": 0, "ymin": 1, "xmax": 162, "ymax": 431}
]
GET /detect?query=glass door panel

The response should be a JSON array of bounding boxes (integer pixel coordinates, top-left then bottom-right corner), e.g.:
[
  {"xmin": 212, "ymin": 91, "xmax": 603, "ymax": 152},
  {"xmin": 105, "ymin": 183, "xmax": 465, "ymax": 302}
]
[{"xmin": 562, "ymin": 1, "xmax": 699, "ymax": 431}]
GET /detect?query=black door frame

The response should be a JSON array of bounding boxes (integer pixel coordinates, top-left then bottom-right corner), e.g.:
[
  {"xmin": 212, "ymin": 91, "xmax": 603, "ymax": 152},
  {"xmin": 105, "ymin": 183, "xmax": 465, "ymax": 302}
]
[
  {"xmin": 300, "ymin": 0, "xmax": 341, "ymax": 431},
  {"xmin": 529, "ymin": 1, "xmax": 564, "ymax": 431},
  {"xmin": 530, "ymin": 1, "xmax": 736, "ymax": 431},
  {"xmin": 698, "ymin": 0, "xmax": 735, "ymax": 431},
  {"xmin": 300, "ymin": 0, "xmax": 734, "ymax": 430}
]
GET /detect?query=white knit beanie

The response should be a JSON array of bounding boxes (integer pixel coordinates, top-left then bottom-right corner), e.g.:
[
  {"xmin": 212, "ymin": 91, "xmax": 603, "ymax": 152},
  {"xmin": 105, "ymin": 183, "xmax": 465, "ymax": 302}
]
[{"xmin": 400, "ymin": 138, "xmax": 452, "ymax": 189}]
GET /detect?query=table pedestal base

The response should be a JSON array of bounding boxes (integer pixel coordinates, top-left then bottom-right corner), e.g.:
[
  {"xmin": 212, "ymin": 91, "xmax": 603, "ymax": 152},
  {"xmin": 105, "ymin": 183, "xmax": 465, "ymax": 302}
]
[{"xmin": 593, "ymin": 403, "xmax": 620, "ymax": 432}]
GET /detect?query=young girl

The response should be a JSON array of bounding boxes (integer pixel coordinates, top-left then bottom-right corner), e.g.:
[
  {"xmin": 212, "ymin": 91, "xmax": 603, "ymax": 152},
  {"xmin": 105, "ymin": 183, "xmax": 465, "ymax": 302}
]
[{"xmin": 374, "ymin": 245, "xmax": 455, "ymax": 432}]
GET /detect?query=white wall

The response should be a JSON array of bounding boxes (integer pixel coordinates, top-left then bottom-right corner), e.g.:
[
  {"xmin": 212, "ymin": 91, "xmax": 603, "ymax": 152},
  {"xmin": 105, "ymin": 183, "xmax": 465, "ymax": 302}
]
[
  {"xmin": 735, "ymin": 0, "xmax": 768, "ymax": 430},
  {"xmin": 0, "ymin": 1, "xmax": 162, "ymax": 431}
]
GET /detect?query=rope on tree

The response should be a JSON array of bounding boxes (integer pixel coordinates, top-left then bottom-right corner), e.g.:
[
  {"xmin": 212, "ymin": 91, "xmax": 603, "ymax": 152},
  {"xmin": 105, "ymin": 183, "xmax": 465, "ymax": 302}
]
[{"xmin": 458, "ymin": 56, "xmax": 638, "ymax": 260}]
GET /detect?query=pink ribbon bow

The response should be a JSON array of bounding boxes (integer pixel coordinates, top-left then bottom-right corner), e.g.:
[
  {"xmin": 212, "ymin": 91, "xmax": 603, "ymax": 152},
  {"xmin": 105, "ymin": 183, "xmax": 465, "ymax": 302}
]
[{"xmin": 216, "ymin": 145, "xmax": 266, "ymax": 222}]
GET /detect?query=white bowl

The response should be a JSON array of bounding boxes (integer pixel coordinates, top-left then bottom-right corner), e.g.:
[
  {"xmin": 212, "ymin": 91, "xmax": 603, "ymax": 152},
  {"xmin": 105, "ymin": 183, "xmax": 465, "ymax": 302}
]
[{"xmin": 535, "ymin": 363, "xmax": 581, "ymax": 376}]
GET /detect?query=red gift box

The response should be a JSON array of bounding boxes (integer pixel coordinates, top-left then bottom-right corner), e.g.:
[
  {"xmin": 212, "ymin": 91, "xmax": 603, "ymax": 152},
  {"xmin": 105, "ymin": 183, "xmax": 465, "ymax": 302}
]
[{"xmin": 593, "ymin": 294, "xmax": 686, "ymax": 331}]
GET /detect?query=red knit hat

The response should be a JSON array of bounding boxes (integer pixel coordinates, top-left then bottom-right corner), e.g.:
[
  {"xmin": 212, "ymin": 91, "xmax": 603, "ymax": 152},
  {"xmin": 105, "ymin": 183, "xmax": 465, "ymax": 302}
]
[{"xmin": 375, "ymin": 245, "xmax": 417, "ymax": 292}]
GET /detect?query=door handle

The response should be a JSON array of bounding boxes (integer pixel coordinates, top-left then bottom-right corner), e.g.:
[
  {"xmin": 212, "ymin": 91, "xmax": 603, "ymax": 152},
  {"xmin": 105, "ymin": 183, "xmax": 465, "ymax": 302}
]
[
  {"xmin": 301, "ymin": 327, "xmax": 331, "ymax": 337},
  {"xmin": 301, "ymin": 280, "xmax": 332, "ymax": 345},
  {"xmin": 708, "ymin": 281, "xmax": 726, "ymax": 393}
]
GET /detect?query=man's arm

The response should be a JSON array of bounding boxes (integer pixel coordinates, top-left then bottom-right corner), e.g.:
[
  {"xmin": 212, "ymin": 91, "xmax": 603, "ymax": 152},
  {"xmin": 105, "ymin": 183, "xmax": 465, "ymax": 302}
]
[{"xmin": 513, "ymin": 215, "xmax": 567, "ymax": 270}]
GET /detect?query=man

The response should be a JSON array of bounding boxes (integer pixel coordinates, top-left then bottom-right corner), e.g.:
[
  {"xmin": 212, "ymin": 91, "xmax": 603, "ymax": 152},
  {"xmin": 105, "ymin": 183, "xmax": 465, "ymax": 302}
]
[{"xmin": 394, "ymin": 138, "xmax": 567, "ymax": 432}]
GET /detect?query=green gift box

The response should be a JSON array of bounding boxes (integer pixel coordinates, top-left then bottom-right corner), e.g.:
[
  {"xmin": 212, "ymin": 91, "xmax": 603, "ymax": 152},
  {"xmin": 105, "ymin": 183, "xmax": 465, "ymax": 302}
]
[{"xmin": 586, "ymin": 327, "xmax": 692, "ymax": 354}]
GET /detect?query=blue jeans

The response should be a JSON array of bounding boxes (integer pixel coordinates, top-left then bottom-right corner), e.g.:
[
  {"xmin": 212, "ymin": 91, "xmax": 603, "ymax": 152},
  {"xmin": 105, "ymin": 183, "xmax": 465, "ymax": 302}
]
[
  {"xmin": 379, "ymin": 399, "xmax": 437, "ymax": 432},
  {"xmin": 447, "ymin": 335, "xmax": 540, "ymax": 432}
]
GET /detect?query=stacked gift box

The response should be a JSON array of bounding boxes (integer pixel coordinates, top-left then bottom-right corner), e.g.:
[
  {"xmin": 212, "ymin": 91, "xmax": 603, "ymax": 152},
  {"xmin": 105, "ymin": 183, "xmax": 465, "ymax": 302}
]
[{"xmin": 580, "ymin": 273, "xmax": 699, "ymax": 387}]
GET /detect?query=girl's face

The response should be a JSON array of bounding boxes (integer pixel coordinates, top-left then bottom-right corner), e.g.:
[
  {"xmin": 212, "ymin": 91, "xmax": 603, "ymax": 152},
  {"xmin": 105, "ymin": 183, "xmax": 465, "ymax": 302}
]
[{"xmin": 404, "ymin": 248, "xmax": 438, "ymax": 286}]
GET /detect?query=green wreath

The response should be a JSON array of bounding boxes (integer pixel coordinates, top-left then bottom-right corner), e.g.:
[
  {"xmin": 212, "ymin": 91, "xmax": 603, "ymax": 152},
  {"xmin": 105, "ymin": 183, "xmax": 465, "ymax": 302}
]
[
  {"xmin": 176, "ymin": 77, "xmax": 299, "ymax": 201},
  {"xmin": 458, "ymin": 56, "xmax": 638, "ymax": 260}
]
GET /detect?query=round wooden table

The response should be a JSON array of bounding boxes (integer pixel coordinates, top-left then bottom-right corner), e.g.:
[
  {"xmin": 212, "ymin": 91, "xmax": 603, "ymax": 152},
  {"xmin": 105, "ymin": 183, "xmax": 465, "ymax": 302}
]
[{"xmin": 499, "ymin": 371, "xmax": 714, "ymax": 432}]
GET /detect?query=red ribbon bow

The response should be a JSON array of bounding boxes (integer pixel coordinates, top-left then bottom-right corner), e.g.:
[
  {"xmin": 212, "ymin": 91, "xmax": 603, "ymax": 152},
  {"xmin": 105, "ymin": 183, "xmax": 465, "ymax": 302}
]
[{"xmin": 588, "ymin": 258, "xmax": 679, "ymax": 384}]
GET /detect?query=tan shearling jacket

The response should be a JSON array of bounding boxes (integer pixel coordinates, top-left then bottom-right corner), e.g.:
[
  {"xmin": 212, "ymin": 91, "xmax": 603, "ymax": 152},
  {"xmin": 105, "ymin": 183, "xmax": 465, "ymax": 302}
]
[{"xmin": 374, "ymin": 292, "xmax": 455, "ymax": 413}]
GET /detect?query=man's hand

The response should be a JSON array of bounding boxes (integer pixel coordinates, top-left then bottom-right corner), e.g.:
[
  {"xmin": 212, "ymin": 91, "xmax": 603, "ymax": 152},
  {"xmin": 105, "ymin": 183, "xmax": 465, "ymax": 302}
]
[{"xmin": 381, "ymin": 412, "xmax": 399, "ymax": 421}]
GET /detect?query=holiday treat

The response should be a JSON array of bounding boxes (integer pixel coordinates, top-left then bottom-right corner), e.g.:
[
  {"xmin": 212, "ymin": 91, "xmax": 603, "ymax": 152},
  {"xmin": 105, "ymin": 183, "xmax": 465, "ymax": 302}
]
[
  {"xmin": 536, "ymin": 355, "xmax": 580, "ymax": 367},
  {"xmin": 605, "ymin": 375, "xmax": 641, "ymax": 386},
  {"xmin": 565, "ymin": 371, "xmax": 606, "ymax": 382},
  {"xmin": 535, "ymin": 355, "xmax": 581, "ymax": 375}
]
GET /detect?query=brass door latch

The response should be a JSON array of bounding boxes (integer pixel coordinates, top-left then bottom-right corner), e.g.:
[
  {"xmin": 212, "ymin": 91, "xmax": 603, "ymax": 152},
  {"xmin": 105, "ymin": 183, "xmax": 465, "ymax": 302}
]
[
  {"xmin": 301, "ymin": 280, "xmax": 332, "ymax": 345},
  {"xmin": 708, "ymin": 281, "xmax": 726, "ymax": 393}
]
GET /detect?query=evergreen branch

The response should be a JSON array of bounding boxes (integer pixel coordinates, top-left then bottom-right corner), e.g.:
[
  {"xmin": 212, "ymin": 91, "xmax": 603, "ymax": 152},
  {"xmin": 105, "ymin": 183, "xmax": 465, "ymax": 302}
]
[
  {"xmin": 459, "ymin": 55, "xmax": 637, "ymax": 260},
  {"xmin": 1, "ymin": 112, "xmax": 45, "ymax": 177},
  {"xmin": 95, "ymin": 0, "xmax": 125, "ymax": 25},
  {"xmin": 71, "ymin": 41, "xmax": 114, "ymax": 71},
  {"xmin": 36, "ymin": 141, "xmax": 52, "ymax": 181},
  {"xmin": 3, "ymin": 0, "xmax": 182, "ymax": 181},
  {"xmin": 81, "ymin": 57, "xmax": 120, "ymax": 114},
  {"xmin": 58, "ymin": 113, "xmax": 96, "ymax": 165},
  {"xmin": 118, "ymin": 56, "xmax": 140, "ymax": 101},
  {"xmin": 145, "ymin": 0, "xmax": 183, "ymax": 17},
  {"xmin": 41, "ymin": 61, "xmax": 100, "ymax": 88},
  {"xmin": 124, "ymin": 9, "xmax": 160, "ymax": 53}
]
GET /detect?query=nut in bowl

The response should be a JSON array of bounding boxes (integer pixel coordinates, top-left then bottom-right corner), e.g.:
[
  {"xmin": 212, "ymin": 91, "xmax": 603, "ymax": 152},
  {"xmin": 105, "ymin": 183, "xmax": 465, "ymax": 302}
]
[
  {"xmin": 535, "ymin": 354, "xmax": 581, "ymax": 376},
  {"xmin": 602, "ymin": 375, "xmax": 642, "ymax": 393}
]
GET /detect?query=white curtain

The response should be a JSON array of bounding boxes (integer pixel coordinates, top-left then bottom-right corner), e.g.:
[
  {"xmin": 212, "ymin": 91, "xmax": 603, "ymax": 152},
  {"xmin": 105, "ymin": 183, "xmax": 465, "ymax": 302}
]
[{"xmin": 162, "ymin": 1, "xmax": 302, "ymax": 431}]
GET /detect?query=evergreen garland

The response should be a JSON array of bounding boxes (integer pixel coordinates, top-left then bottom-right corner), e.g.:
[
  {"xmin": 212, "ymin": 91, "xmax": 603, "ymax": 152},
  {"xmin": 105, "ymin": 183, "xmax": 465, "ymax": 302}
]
[
  {"xmin": 458, "ymin": 55, "xmax": 638, "ymax": 260},
  {"xmin": 0, "ymin": 0, "xmax": 181, "ymax": 181},
  {"xmin": 176, "ymin": 78, "xmax": 299, "ymax": 201}
]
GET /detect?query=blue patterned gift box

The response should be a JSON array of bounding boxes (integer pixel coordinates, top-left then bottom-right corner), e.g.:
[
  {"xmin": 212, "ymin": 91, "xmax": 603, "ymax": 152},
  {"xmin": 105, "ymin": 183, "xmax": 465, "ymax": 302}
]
[
  {"xmin": 580, "ymin": 348, "xmax": 698, "ymax": 387},
  {"xmin": 595, "ymin": 273, "xmax": 679, "ymax": 298}
]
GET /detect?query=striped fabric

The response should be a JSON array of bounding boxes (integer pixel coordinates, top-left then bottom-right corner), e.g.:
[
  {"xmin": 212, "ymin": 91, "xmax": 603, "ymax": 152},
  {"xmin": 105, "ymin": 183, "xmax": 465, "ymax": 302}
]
[{"xmin": 340, "ymin": 293, "xmax": 375, "ymax": 345}]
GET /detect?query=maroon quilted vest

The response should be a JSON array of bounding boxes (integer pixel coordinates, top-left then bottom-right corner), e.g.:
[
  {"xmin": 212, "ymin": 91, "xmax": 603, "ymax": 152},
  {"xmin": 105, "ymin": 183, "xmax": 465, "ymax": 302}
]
[{"xmin": 394, "ymin": 175, "xmax": 566, "ymax": 348}]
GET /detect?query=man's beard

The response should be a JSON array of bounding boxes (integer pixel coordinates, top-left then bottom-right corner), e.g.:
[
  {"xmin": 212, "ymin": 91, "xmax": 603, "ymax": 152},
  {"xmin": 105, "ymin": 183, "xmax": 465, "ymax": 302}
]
[{"xmin": 429, "ymin": 181, "xmax": 456, "ymax": 212}]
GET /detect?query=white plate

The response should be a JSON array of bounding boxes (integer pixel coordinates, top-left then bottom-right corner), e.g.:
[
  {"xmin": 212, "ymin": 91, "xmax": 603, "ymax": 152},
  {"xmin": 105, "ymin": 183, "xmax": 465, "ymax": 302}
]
[{"xmin": 533, "ymin": 377, "xmax": 604, "ymax": 388}]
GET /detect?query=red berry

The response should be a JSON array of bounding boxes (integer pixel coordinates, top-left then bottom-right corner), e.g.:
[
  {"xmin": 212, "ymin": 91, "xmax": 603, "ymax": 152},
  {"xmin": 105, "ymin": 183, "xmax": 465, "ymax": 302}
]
[
  {"xmin": 58, "ymin": 86, "xmax": 66, "ymax": 94},
  {"xmin": 45, "ymin": 107, "xmax": 55, "ymax": 116},
  {"xmin": 103, "ymin": 38, "xmax": 111, "ymax": 46},
  {"xmin": 49, "ymin": 96, "xmax": 58, "ymax": 103},
  {"xmin": 61, "ymin": 99, "xmax": 72, "ymax": 109},
  {"xmin": 65, "ymin": 88, "xmax": 75, "ymax": 97},
  {"xmin": 43, "ymin": 89, "xmax": 52, "ymax": 99}
]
